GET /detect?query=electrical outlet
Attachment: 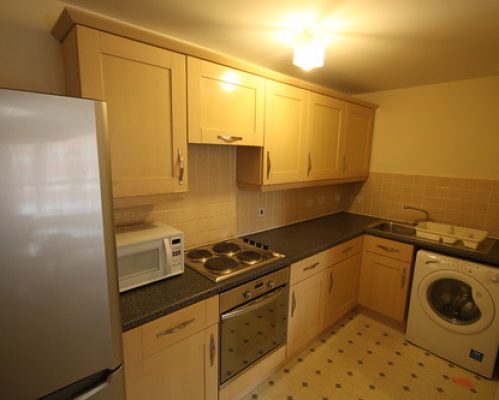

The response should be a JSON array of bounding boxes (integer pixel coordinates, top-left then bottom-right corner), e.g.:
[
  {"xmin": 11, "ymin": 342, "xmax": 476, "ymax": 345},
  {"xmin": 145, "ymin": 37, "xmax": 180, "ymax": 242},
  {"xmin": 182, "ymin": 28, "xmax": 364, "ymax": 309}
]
[
  {"xmin": 306, "ymin": 199, "xmax": 316, "ymax": 208},
  {"xmin": 354, "ymin": 195, "xmax": 363, "ymax": 204},
  {"xmin": 258, "ymin": 208, "xmax": 265, "ymax": 217},
  {"xmin": 317, "ymin": 195, "xmax": 326, "ymax": 205}
]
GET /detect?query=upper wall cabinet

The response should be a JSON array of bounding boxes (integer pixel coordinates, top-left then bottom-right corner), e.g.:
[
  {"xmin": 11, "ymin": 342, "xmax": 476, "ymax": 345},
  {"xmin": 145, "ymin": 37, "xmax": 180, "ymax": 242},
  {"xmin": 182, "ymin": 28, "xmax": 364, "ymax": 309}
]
[
  {"xmin": 237, "ymin": 81, "xmax": 308, "ymax": 187},
  {"xmin": 342, "ymin": 103, "xmax": 375, "ymax": 179},
  {"xmin": 304, "ymin": 93, "xmax": 345, "ymax": 181},
  {"xmin": 263, "ymin": 81, "xmax": 308, "ymax": 185},
  {"xmin": 62, "ymin": 26, "xmax": 188, "ymax": 198},
  {"xmin": 187, "ymin": 57, "xmax": 265, "ymax": 146}
]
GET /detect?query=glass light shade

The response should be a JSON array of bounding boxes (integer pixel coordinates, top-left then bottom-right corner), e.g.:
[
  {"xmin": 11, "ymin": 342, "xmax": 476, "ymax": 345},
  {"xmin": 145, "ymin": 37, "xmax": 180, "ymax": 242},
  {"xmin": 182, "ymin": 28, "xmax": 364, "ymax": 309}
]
[{"xmin": 293, "ymin": 38, "xmax": 325, "ymax": 71}]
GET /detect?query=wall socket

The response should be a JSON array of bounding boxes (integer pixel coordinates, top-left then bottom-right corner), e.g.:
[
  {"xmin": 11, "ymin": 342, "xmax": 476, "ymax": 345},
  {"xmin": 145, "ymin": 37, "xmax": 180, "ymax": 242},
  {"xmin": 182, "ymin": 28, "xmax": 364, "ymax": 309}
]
[{"xmin": 258, "ymin": 208, "xmax": 265, "ymax": 217}]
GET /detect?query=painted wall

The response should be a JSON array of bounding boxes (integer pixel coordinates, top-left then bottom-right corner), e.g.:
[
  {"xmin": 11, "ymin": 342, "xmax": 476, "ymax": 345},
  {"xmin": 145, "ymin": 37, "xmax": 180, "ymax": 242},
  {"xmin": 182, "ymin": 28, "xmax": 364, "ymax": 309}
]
[
  {"xmin": 357, "ymin": 76, "xmax": 499, "ymax": 180},
  {"xmin": 0, "ymin": 0, "xmax": 65, "ymax": 94}
]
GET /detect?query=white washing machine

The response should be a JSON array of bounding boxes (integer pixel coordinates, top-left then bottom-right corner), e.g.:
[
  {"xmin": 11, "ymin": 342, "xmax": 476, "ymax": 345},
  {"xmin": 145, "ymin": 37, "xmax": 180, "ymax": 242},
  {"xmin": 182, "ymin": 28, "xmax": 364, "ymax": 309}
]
[{"xmin": 406, "ymin": 250, "xmax": 499, "ymax": 378}]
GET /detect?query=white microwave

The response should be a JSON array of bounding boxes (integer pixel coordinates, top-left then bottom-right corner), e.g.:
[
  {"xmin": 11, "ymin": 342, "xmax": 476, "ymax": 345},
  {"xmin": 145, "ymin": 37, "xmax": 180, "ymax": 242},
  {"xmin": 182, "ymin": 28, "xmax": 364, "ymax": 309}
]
[{"xmin": 115, "ymin": 223, "xmax": 184, "ymax": 292}]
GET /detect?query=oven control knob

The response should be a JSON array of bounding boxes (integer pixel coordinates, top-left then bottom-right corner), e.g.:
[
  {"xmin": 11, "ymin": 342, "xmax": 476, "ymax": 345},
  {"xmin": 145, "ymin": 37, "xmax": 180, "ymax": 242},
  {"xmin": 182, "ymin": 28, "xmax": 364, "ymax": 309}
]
[
  {"xmin": 243, "ymin": 291, "xmax": 252, "ymax": 300},
  {"xmin": 267, "ymin": 281, "xmax": 275, "ymax": 289}
]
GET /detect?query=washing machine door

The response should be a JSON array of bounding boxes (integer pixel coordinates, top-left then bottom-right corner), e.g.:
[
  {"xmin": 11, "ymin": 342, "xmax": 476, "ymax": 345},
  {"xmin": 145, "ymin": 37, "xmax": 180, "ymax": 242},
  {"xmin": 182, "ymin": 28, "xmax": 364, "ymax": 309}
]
[{"xmin": 418, "ymin": 269, "xmax": 495, "ymax": 334}]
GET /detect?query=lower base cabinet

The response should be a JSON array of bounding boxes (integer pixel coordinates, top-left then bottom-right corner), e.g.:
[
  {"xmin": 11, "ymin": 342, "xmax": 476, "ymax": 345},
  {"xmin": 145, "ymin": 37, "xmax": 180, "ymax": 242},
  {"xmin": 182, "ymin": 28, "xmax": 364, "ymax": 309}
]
[
  {"xmin": 122, "ymin": 296, "xmax": 219, "ymax": 400},
  {"xmin": 358, "ymin": 235, "xmax": 414, "ymax": 323},
  {"xmin": 287, "ymin": 270, "xmax": 327, "ymax": 357},
  {"xmin": 323, "ymin": 252, "xmax": 362, "ymax": 328}
]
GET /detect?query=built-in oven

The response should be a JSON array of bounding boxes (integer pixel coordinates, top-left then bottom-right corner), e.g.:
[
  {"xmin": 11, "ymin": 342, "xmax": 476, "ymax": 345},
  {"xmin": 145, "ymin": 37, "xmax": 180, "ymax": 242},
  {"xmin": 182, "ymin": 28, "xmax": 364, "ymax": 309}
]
[{"xmin": 219, "ymin": 267, "xmax": 290, "ymax": 385}]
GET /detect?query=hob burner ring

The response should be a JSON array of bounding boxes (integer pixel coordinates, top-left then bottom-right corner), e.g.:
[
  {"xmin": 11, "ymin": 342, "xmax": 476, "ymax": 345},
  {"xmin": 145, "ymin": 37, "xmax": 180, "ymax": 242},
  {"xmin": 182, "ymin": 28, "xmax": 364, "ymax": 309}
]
[{"xmin": 205, "ymin": 256, "xmax": 238, "ymax": 275}]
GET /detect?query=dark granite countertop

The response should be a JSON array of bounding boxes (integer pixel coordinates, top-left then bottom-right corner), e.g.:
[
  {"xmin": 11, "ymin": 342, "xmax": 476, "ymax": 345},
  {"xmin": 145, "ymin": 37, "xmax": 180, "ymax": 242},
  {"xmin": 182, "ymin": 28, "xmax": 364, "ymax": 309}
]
[{"xmin": 120, "ymin": 212, "xmax": 499, "ymax": 331}]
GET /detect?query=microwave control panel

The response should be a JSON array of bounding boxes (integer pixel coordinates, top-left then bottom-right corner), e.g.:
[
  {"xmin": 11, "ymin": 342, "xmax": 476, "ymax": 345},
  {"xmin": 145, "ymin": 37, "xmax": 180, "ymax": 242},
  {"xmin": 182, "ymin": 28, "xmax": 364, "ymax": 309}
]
[{"xmin": 170, "ymin": 236, "xmax": 184, "ymax": 271}]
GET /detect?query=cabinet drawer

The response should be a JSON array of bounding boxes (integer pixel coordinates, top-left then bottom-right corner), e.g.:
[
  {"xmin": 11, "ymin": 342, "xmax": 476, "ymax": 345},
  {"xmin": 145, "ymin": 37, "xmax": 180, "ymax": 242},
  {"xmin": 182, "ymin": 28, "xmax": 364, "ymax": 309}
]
[
  {"xmin": 329, "ymin": 236, "xmax": 364, "ymax": 264},
  {"xmin": 142, "ymin": 296, "xmax": 218, "ymax": 357},
  {"xmin": 365, "ymin": 235, "xmax": 414, "ymax": 263},
  {"xmin": 290, "ymin": 250, "xmax": 330, "ymax": 286}
]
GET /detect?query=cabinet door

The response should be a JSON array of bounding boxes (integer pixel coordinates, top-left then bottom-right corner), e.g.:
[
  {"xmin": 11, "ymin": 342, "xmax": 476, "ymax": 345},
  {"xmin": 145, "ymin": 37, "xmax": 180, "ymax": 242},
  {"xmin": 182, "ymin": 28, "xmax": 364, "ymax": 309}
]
[
  {"xmin": 323, "ymin": 252, "xmax": 362, "ymax": 328},
  {"xmin": 139, "ymin": 326, "xmax": 218, "ymax": 400},
  {"xmin": 358, "ymin": 252, "xmax": 410, "ymax": 322},
  {"xmin": 305, "ymin": 93, "xmax": 345, "ymax": 181},
  {"xmin": 187, "ymin": 57, "xmax": 264, "ymax": 146},
  {"xmin": 287, "ymin": 271, "xmax": 325, "ymax": 357},
  {"xmin": 342, "ymin": 103, "xmax": 374, "ymax": 179},
  {"xmin": 75, "ymin": 26, "xmax": 187, "ymax": 197},
  {"xmin": 264, "ymin": 81, "xmax": 307, "ymax": 185}
]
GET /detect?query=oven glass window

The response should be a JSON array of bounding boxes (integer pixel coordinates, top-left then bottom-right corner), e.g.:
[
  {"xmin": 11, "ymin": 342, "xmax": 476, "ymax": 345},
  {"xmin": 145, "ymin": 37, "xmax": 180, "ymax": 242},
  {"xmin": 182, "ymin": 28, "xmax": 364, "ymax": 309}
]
[
  {"xmin": 220, "ymin": 286, "xmax": 289, "ymax": 384},
  {"xmin": 427, "ymin": 278, "xmax": 481, "ymax": 325}
]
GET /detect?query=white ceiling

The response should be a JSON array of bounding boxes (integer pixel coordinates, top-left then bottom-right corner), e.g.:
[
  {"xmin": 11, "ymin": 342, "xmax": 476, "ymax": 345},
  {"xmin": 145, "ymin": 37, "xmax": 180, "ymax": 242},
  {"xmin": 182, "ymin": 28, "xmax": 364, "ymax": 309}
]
[{"xmin": 61, "ymin": 0, "xmax": 499, "ymax": 94}]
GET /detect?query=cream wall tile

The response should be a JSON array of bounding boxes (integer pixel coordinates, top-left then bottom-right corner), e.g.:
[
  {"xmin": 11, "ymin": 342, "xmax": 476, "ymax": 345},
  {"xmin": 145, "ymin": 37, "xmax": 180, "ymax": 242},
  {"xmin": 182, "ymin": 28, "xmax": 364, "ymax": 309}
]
[{"xmin": 349, "ymin": 172, "xmax": 499, "ymax": 238}]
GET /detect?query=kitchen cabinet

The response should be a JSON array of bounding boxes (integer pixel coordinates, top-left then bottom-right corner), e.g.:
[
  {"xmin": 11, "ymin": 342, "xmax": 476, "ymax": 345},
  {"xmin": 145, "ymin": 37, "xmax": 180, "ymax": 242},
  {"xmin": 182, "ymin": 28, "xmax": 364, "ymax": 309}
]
[
  {"xmin": 287, "ymin": 251, "xmax": 329, "ymax": 357},
  {"xmin": 342, "ymin": 103, "xmax": 374, "ymax": 179},
  {"xmin": 237, "ymin": 80, "xmax": 308, "ymax": 187},
  {"xmin": 304, "ymin": 93, "xmax": 345, "ymax": 181},
  {"xmin": 237, "ymin": 86, "xmax": 375, "ymax": 190},
  {"xmin": 61, "ymin": 25, "xmax": 187, "ymax": 198},
  {"xmin": 122, "ymin": 296, "xmax": 218, "ymax": 400},
  {"xmin": 323, "ymin": 237, "xmax": 364, "ymax": 328},
  {"xmin": 187, "ymin": 57, "xmax": 265, "ymax": 146},
  {"xmin": 358, "ymin": 236, "xmax": 414, "ymax": 323}
]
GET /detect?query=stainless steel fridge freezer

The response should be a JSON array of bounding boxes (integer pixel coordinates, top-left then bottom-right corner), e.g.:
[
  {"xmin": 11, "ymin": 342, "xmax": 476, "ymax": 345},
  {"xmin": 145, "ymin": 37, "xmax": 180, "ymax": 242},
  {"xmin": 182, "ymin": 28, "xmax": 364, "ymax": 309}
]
[{"xmin": 0, "ymin": 89, "xmax": 125, "ymax": 399}]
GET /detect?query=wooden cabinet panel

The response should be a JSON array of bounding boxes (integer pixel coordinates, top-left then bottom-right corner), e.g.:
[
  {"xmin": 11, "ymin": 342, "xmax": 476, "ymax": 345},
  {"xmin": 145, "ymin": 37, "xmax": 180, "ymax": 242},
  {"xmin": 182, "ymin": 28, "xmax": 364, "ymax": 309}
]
[
  {"xmin": 187, "ymin": 57, "xmax": 265, "ymax": 146},
  {"xmin": 65, "ymin": 26, "xmax": 187, "ymax": 197},
  {"xmin": 287, "ymin": 271, "xmax": 326, "ymax": 357},
  {"xmin": 305, "ymin": 93, "xmax": 345, "ymax": 181},
  {"xmin": 358, "ymin": 250, "xmax": 411, "ymax": 322},
  {"xmin": 290, "ymin": 249, "xmax": 330, "ymax": 286},
  {"xmin": 364, "ymin": 235, "xmax": 414, "ymax": 263},
  {"xmin": 329, "ymin": 236, "xmax": 364, "ymax": 265},
  {"xmin": 342, "ymin": 103, "xmax": 374, "ymax": 179},
  {"xmin": 263, "ymin": 81, "xmax": 308, "ymax": 185},
  {"xmin": 122, "ymin": 296, "xmax": 219, "ymax": 400},
  {"xmin": 323, "ymin": 252, "xmax": 362, "ymax": 328}
]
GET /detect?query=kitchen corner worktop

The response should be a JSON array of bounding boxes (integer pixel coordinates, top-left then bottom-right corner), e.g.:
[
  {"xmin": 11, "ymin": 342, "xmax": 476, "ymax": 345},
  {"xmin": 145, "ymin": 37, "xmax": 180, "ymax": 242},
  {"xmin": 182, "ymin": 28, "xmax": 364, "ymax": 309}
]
[{"xmin": 119, "ymin": 212, "xmax": 499, "ymax": 331}]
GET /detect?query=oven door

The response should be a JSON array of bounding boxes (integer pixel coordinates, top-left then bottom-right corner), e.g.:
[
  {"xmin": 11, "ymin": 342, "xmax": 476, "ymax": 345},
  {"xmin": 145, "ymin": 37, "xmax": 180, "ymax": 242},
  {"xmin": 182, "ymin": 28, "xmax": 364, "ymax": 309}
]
[{"xmin": 220, "ymin": 284, "xmax": 289, "ymax": 385}]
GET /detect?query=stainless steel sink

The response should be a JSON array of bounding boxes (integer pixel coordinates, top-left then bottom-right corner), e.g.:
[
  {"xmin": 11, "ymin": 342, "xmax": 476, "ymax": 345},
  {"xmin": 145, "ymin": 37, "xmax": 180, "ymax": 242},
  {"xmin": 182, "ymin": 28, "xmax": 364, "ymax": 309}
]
[{"xmin": 369, "ymin": 221, "xmax": 416, "ymax": 237}]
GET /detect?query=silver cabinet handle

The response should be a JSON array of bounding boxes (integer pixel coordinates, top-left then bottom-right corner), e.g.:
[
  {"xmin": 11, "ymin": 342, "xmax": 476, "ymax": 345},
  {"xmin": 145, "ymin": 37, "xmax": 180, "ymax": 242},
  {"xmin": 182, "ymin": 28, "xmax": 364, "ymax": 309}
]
[
  {"xmin": 425, "ymin": 260, "xmax": 439, "ymax": 265},
  {"xmin": 342, "ymin": 246, "xmax": 354, "ymax": 254},
  {"xmin": 291, "ymin": 291, "xmax": 296, "ymax": 318},
  {"xmin": 266, "ymin": 151, "xmax": 271, "ymax": 180},
  {"xmin": 303, "ymin": 262, "xmax": 320, "ymax": 272},
  {"xmin": 308, "ymin": 152, "xmax": 312, "ymax": 176},
  {"xmin": 377, "ymin": 244, "xmax": 399, "ymax": 253},
  {"xmin": 401, "ymin": 269, "xmax": 406, "ymax": 288},
  {"xmin": 178, "ymin": 148, "xmax": 184, "ymax": 185},
  {"xmin": 209, "ymin": 333, "xmax": 215, "ymax": 367},
  {"xmin": 217, "ymin": 135, "xmax": 243, "ymax": 143},
  {"xmin": 329, "ymin": 272, "xmax": 334, "ymax": 294},
  {"xmin": 156, "ymin": 318, "xmax": 195, "ymax": 338}
]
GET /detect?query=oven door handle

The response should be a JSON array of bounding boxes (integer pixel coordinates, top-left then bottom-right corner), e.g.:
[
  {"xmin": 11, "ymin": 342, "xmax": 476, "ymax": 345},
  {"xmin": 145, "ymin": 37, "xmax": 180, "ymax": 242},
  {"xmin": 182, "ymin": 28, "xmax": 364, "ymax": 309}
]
[{"xmin": 221, "ymin": 287, "xmax": 285, "ymax": 321}]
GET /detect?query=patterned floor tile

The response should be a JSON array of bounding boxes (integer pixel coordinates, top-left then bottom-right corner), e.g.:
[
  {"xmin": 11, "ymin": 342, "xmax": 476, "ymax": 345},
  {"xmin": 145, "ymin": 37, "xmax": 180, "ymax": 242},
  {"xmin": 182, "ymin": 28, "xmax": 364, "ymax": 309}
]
[{"xmin": 242, "ymin": 312, "xmax": 498, "ymax": 400}]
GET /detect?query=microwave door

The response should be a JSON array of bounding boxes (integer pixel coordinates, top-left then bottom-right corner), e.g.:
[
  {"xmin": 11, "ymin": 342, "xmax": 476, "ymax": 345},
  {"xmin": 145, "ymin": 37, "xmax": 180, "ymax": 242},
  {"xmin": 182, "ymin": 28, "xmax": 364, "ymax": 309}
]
[{"xmin": 117, "ymin": 239, "xmax": 167, "ymax": 292}]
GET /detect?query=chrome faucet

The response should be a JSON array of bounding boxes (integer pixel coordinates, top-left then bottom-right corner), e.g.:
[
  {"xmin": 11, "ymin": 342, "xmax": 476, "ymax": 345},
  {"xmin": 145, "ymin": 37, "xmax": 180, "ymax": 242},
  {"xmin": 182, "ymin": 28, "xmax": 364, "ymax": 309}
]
[{"xmin": 404, "ymin": 205, "xmax": 432, "ymax": 224}]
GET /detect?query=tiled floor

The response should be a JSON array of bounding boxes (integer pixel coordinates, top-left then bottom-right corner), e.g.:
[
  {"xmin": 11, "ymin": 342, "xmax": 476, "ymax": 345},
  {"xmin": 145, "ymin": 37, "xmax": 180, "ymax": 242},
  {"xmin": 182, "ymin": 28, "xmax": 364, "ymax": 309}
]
[{"xmin": 242, "ymin": 312, "xmax": 498, "ymax": 400}]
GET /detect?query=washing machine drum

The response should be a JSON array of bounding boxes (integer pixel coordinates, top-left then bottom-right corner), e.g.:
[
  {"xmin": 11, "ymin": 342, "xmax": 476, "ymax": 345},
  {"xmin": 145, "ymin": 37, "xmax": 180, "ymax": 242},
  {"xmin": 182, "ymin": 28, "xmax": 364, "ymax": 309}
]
[
  {"xmin": 428, "ymin": 279, "xmax": 481, "ymax": 324},
  {"xmin": 418, "ymin": 270, "xmax": 495, "ymax": 334}
]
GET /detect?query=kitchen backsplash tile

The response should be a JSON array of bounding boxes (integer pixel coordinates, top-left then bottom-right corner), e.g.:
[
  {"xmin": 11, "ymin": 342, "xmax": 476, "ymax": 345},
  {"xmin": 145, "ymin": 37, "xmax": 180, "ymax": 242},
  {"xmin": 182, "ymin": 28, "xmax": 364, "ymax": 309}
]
[
  {"xmin": 113, "ymin": 147, "xmax": 499, "ymax": 246},
  {"xmin": 347, "ymin": 172, "xmax": 499, "ymax": 238},
  {"xmin": 113, "ymin": 145, "xmax": 349, "ymax": 248}
]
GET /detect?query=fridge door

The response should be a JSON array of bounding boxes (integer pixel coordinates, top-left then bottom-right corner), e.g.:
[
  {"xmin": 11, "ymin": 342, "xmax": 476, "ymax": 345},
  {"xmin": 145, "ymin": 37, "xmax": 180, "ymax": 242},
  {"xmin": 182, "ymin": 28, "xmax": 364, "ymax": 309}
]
[{"xmin": 0, "ymin": 89, "xmax": 124, "ymax": 399}]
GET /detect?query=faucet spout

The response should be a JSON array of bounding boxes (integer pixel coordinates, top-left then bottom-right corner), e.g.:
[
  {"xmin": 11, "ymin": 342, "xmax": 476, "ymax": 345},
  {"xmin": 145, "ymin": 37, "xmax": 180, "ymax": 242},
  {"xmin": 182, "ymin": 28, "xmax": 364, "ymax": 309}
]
[{"xmin": 404, "ymin": 204, "xmax": 432, "ymax": 224}]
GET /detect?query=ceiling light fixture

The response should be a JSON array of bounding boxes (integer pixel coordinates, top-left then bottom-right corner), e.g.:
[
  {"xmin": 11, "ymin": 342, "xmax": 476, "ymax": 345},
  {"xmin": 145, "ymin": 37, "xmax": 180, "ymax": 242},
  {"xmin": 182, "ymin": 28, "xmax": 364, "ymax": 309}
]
[{"xmin": 293, "ymin": 27, "xmax": 326, "ymax": 71}]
